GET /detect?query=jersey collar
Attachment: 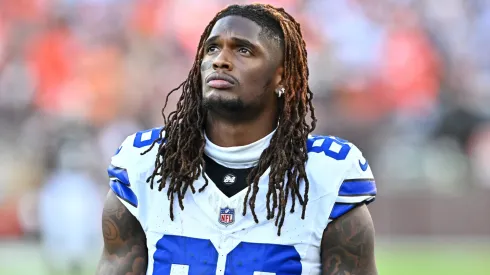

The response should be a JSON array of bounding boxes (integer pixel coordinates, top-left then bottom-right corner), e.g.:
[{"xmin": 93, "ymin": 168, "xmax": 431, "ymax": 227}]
[{"xmin": 204, "ymin": 130, "xmax": 275, "ymax": 169}]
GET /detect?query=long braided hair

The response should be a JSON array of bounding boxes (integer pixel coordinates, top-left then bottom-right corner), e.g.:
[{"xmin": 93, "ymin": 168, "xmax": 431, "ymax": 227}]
[{"xmin": 143, "ymin": 3, "xmax": 316, "ymax": 235}]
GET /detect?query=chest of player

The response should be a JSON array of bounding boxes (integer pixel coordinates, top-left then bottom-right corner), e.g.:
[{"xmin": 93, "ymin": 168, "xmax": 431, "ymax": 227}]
[{"xmin": 140, "ymin": 170, "xmax": 339, "ymax": 275}]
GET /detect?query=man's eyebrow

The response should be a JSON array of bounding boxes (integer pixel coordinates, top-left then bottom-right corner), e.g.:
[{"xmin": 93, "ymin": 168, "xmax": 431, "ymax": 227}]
[
  {"xmin": 204, "ymin": 35, "xmax": 219, "ymax": 46},
  {"xmin": 230, "ymin": 37, "xmax": 258, "ymax": 50},
  {"xmin": 204, "ymin": 35, "xmax": 260, "ymax": 51}
]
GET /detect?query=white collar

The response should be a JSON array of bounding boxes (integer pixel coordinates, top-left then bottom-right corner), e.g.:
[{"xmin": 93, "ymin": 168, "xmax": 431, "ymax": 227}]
[{"xmin": 204, "ymin": 130, "xmax": 275, "ymax": 169}]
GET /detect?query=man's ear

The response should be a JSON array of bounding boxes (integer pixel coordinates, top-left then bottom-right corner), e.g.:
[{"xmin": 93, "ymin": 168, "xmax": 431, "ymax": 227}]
[{"xmin": 274, "ymin": 66, "xmax": 284, "ymax": 89}]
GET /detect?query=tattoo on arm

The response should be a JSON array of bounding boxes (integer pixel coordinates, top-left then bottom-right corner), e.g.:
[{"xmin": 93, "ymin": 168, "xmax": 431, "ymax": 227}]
[
  {"xmin": 96, "ymin": 192, "xmax": 148, "ymax": 275},
  {"xmin": 321, "ymin": 204, "xmax": 377, "ymax": 275}
]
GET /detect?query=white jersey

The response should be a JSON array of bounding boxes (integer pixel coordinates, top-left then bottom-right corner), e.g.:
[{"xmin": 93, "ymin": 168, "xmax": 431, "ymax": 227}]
[{"xmin": 108, "ymin": 127, "xmax": 376, "ymax": 275}]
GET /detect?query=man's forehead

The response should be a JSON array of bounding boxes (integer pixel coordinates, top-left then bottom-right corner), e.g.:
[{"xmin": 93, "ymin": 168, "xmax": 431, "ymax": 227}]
[
  {"xmin": 207, "ymin": 15, "xmax": 283, "ymax": 63},
  {"xmin": 209, "ymin": 16, "xmax": 263, "ymax": 42}
]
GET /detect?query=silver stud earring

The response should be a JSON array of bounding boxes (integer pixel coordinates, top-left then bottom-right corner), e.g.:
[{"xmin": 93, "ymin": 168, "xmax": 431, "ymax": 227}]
[{"xmin": 276, "ymin": 87, "xmax": 285, "ymax": 98}]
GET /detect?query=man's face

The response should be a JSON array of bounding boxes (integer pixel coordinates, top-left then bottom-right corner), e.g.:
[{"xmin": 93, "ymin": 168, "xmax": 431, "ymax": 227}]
[{"xmin": 201, "ymin": 15, "xmax": 283, "ymax": 120}]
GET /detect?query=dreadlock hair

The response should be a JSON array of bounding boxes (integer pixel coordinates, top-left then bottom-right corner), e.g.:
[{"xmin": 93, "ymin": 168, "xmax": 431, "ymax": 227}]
[{"xmin": 143, "ymin": 3, "xmax": 316, "ymax": 236}]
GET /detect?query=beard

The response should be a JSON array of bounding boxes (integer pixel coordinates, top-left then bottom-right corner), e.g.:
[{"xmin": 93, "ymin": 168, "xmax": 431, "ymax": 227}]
[
  {"xmin": 202, "ymin": 95, "xmax": 246, "ymax": 114},
  {"xmin": 202, "ymin": 93, "xmax": 267, "ymax": 122}
]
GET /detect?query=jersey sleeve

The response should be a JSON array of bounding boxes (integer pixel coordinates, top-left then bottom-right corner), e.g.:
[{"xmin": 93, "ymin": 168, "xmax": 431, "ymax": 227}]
[
  {"xmin": 106, "ymin": 128, "xmax": 164, "ymax": 230},
  {"xmin": 107, "ymin": 134, "xmax": 141, "ymax": 218},
  {"xmin": 329, "ymin": 144, "xmax": 377, "ymax": 221}
]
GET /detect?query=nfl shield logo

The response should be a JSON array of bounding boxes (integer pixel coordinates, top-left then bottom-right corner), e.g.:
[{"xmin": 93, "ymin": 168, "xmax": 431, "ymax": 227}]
[{"xmin": 219, "ymin": 207, "xmax": 235, "ymax": 226}]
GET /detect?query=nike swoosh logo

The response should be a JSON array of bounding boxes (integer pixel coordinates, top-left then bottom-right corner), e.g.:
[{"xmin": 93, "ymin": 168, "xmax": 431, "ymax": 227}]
[{"xmin": 359, "ymin": 159, "xmax": 369, "ymax": 171}]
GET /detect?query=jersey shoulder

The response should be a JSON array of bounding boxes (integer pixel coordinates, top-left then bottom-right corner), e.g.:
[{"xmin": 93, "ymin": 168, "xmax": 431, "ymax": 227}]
[
  {"xmin": 306, "ymin": 134, "xmax": 372, "ymax": 176},
  {"xmin": 110, "ymin": 127, "xmax": 164, "ymax": 169},
  {"xmin": 306, "ymin": 135, "xmax": 377, "ymax": 219},
  {"xmin": 107, "ymin": 127, "xmax": 164, "ymax": 209}
]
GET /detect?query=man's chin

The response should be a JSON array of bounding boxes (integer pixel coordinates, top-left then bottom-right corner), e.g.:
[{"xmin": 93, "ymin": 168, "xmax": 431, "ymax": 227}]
[{"xmin": 202, "ymin": 96, "xmax": 245, "ymax": 113}]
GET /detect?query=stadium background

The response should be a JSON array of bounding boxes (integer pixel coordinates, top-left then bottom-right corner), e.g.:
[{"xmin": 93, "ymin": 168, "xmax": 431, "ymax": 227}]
[{"xmin": 0, "ymin": 0, "xmax": 489, "ymax": 274}]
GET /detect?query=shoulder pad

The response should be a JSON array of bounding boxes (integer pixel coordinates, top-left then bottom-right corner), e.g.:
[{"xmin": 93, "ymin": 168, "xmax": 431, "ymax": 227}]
[
  {"xmin": 111, "ymin": 127, "xmax": 164, "ymax": 168},
  {"xmin": 306, "ymin": 135, "xmax": 376, "ymax": 221},
  {"xmin": 107, "ymin": 127, "xmax": 164, "ymax": 209}
]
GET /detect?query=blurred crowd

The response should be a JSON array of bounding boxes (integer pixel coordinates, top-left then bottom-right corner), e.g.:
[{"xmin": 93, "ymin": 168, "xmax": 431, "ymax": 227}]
[{"xmin": 0, "ymin": 0, "xmax": 489, "ymax": 246}]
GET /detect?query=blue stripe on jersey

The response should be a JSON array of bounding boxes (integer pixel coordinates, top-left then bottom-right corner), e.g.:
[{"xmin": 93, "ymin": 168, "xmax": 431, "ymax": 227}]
[
  {"xmin": 110, "ymin": 180, "xmax": 138, "ymax": 207},
  {"xmin": 339, "ymin": 179, "xmax": 376, "ymax": 196},
  {"xmin": 107, "ymin": 165, "xmax": 137, "ymax": 207},
  {"xmin": 107, "ymin": 165, "xmax": 130, "ymax": 186},
  {"xmin": 330, "ymin": 203, "xmax": 356, "ymax": 219}
]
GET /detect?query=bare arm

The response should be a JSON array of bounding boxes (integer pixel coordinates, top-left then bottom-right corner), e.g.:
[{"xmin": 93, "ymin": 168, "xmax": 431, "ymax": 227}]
[
  {"xmin": 321, "ymin": 204, "xmax": 377, "ymax": 275},
  {"xmin": 96, "ymin": 191, "xmax": 148, "ymax": 275}
]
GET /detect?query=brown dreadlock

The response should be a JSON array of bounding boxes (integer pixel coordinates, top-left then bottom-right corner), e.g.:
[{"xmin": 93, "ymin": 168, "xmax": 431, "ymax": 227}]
[{"xmin": 143, "ymin": 3, "xmax": 316, "ymax": 236}]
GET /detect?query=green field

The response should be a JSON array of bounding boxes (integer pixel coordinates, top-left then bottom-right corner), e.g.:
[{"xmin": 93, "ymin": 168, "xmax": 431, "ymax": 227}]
[
  {"xmin": 1, "ymin": 240, "xmax": 489, "ymax": 275},
  {"xmin": 376, "ymin": 241, "xmax": 490, "ymax": 275}
]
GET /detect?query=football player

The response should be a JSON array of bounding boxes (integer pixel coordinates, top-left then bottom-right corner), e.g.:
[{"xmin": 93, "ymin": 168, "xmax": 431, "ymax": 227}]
[{"xmin": 96, "ymin": 4, "xmax": 377, "ymax": 275}]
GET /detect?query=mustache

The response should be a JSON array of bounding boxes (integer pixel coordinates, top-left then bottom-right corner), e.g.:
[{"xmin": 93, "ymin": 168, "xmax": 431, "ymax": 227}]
[{"xmin": 201, "ymin": 60, "xmax": 239, "ymax": 85}]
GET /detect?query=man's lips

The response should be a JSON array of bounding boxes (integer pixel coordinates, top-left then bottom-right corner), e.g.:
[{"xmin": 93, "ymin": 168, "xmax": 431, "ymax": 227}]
[
  {"xmin": 206, "ymin": 73, "xmax": 237, "ymax": 89},
  {"xmin": 208, "ymin": 79, "xmax": 234, "ymax": 89}
]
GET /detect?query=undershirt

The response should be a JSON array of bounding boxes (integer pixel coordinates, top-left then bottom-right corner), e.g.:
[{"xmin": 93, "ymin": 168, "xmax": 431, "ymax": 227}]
[{"xmin": 203, "ymin": 130, "xmax": 274, "ymax": 197}]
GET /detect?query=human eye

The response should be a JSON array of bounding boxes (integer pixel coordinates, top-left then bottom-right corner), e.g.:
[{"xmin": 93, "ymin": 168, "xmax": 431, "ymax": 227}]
[
  {"xmin": 206, "ymin": 45, "xmax": 219, "ymax": 53},
  {"xmin": 238, "ymin": 47, "xmax": 252, "ymax": 56}
]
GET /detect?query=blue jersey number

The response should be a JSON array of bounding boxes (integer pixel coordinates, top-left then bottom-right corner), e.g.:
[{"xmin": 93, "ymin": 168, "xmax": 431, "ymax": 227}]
[
  {"xmin": 153, "ymin": 235, "xmax": 302, "ymax": 275},
  {"xmin": 307, "ymin": 136, "xmax": 351, "ymax": 160},
  {"xmin": 133, "ymin": 128, "xmax": 163, "ymax": 148}
]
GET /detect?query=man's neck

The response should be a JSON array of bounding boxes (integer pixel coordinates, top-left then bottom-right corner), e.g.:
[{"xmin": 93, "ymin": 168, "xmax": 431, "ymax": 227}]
[{"xmin": 205, "ymin": 113, "xmax": 276, "ymax": 147}]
